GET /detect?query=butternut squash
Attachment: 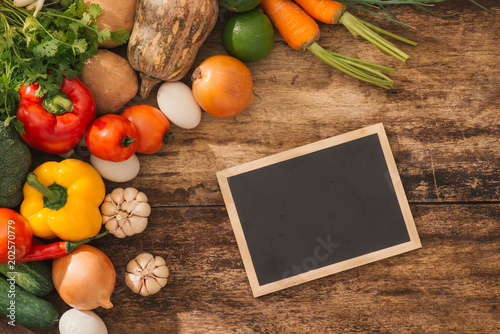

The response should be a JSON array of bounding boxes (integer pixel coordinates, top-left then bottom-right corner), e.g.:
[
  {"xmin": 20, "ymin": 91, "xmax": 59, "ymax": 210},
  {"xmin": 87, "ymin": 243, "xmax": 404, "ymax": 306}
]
[{"xmin": 127, "ymin": 0, "xmax": 218, "ymax": 98}]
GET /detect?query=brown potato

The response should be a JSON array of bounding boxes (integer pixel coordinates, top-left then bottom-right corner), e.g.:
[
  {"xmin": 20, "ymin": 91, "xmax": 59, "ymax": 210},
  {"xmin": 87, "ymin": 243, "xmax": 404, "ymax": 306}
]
[
  {"xmin": 81, "ymin": 49, "xmax": 139, "ymax": 115},
  {"xmin": 84, "ymin": 0, "xmax": 137, "ymax": 48}
]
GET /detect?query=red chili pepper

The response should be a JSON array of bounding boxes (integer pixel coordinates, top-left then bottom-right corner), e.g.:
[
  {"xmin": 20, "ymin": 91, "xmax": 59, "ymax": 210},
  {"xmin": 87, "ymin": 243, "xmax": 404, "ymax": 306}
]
[
  {"xmin": 17, "ymin": 230, "xmax": 109, "ymax": 263},
  {"xmin": 16, "ymin": 76, "xmax": 96, "ymax": 154},
  {"xmin": 30, "ymin": 237, "xmax": 44, "ymax": 247}
]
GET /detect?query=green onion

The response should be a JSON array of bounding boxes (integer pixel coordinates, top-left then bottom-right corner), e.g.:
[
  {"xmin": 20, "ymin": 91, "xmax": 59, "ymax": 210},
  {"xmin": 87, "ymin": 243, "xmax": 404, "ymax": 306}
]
[{"xmin": 307, "ymin": 42, "xmax": 396, "ymax": 90}]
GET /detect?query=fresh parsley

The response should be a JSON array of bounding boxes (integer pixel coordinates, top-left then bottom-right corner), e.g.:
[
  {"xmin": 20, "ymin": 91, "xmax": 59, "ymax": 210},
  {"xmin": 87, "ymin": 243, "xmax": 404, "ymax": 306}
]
[{"xmin": 0, "ymin": 0, "xmax": 129, "ymax": 130}]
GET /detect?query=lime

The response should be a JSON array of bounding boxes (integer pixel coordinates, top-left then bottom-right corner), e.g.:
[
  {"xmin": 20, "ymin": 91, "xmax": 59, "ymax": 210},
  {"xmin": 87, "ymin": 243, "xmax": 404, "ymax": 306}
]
[
  {"xmin": 222, "ymin": 10, "xmax": 275, "ymax": 63},
  {"xmin": 219, "ymin": 0, "xmax": 262, "ymax": 13}
]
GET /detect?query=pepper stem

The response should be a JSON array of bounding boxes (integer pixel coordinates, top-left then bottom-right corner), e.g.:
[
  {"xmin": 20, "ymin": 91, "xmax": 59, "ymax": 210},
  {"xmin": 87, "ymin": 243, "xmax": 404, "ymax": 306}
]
[
  {"xmin": 26, "ymin": 172, "xmax": 68, "ymax": 211},
  {"xmin": 65, "ymin": 230, "xmax": 109, "ymax": 253},
  {"xmin": 42, "ymin": 91, "xmax": 74, "ymax": 115}
]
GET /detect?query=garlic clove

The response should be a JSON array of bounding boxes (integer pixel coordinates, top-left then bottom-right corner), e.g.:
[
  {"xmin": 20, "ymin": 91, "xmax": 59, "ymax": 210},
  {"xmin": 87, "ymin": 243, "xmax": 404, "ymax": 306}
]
[
  {"xmin": 153, "ymin": 266, "xmax": 169, "ymax": 278},
  {"xmin": 125, "ymin": 273, "xmax": 143, "ymax": 294},
  {"xmin": 124, "ymin": 187, "xmax": 139, "ymax": 202},
  {"xmin": 130, "ymin": 217, "xmax": 148, "ymax": 234},
  {"xmin": 135, "ymin": 253, "xmax": 154, "ymax": 268},
  {"xmin": 136, "ymin": 192, "xmax": 148, "ymax": 202},
  {"xmin": 100, "ymin": 201, "xmax": 118, "ymax": 216},
  {"xmin": 102, "ymin": 215, "xmax": 111, "ymax": 225},
  {"xmin": 104, "ymin": 218, "xmax": 118, "ymax": 230},
  {"xmin": 132, "ymin": 202, "xmax": 151, "ymax": 217},
  {"xmin": 110, "ymin": 188, "xmax": 125, "ymax": 205},
  {"xmin": 104, "ymin": 219, "xmax": 128, "ymax": 238},
  {"xmin": 145, "ymin": 278, "xmax": 162, "ymax": 295},
  {"xmin": 114, "ymin": 229, "xmax": 127, "ymax": 239},
  {"xmin": 121, "ymin": 220, "xmax": 136, "ymax": 236},
  {"xmin": 154, "ymin": 256, "xmax": 166, "ymax": 267},
  {"xmin": 143, "ymin": 257, "xmax": 156, "ymax": 271},
  {"xmin": 156, "ymin": 277, "xmax": 168, "ymax": 288},
  {"xmin": 139, "ymin": 284, "xmax": 150, "ymax": 297},
  {"xmin": 103, "ymin": 193, "xmax": 112, "ymax": 203},
  {"xmin": 126, "ymin": 259, "xmax": 142, "ymax": 274},
  {"xmin": 121, "ymin": 199, "xmax": 137, "ymax": 213}
]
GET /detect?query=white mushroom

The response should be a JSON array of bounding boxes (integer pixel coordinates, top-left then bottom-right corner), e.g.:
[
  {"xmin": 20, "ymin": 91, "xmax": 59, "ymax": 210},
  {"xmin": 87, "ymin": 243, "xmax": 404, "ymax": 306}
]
[
  {"xmin": 125, "ymin": 253, "xmax": 169, "ymax": 296},
  {"xmin": 100, "ymin": 187, "xmax": 151, "ymax": 238}
]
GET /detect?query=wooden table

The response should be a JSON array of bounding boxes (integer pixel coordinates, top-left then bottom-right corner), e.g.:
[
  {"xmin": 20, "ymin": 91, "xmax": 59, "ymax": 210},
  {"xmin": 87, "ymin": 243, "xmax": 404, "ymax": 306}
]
[{"xmin": 4, "ymin": 1, "xmax": 499, "ymax": 333}]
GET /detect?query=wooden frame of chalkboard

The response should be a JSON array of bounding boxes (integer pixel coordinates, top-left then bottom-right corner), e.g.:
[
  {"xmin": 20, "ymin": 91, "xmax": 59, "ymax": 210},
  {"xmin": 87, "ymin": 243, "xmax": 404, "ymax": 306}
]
[{"xmin": 216, "ymin": 123, "xmax": 421, "ymax": 297}]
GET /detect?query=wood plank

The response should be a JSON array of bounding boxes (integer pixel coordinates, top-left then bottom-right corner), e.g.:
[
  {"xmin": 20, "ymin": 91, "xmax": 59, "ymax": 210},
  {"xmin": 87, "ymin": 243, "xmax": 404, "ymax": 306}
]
[
  {"xmin": 4, "ymin": 1, "xmax": 498, "ymax": 333},
  {"xmin": 5, "ymin": 203, "xmax": 497, "ymax": 334},
  {"xmin": 26, "ymin": 0, "xmax": 494, "ymax": 206}
]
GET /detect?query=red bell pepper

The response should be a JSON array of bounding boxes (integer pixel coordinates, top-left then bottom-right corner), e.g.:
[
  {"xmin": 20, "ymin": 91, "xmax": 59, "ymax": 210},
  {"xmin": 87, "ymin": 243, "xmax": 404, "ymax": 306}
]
[{"xmin": 16, "ymin": 77, "xmax": 96, "ymax": 154}]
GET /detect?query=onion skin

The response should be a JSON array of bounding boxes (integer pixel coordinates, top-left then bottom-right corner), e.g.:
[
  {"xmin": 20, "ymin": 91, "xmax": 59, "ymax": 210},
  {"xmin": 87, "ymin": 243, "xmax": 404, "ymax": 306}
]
[
  {"xmin": 52, "ymin": 244, "xmax": 116, "ymax": 310},
  {"xmin": 191, "ymin": 55, "xmax": 254, "ymax": 118}
]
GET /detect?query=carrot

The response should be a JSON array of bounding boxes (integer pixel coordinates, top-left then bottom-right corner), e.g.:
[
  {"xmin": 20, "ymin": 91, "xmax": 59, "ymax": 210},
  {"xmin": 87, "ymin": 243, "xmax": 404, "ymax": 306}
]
[
  {"xmin": 260, "ymin": 0, "xmax": 320, "ymax": 50},
  {"xmin": 292, "ymin": 0, "xmax": 347, "ymax": 24},
  {"xmin": 293, "ymin": 0, "xmax": 417, "ymax": 62},
  {"xmin": 260, "ymin": 0, "xmax": 396, "ymax": 89}
]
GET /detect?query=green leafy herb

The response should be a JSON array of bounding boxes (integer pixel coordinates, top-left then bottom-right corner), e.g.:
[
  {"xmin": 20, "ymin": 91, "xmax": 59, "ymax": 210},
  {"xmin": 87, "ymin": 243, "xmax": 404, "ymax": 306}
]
[{"xmin": 0, "ymin": 0, "xmax": 129, "ymax": 127}]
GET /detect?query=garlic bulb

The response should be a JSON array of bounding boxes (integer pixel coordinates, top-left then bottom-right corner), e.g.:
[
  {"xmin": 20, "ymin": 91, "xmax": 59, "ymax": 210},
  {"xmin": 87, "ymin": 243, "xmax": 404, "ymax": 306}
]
[
  {"xmin": 125, "ymin": 253, "xmax": 169, "ymax": 296},
  {"xmin": 100, "ymin": 187, "xmax": 151, "ymax": 238}
]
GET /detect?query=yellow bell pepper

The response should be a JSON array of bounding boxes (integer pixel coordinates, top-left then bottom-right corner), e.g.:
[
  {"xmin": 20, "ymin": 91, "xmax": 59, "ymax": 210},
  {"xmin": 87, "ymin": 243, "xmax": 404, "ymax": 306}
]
[{"xmin": 20, "ymin": 159, "xmax": 106, "ymax": 242}]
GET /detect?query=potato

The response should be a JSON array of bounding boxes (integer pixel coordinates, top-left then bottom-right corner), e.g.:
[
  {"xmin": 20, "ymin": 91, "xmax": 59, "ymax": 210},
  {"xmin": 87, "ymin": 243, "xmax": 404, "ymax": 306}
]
[
  {"xmin": 84, "ymin": 0, "xmax": 137, "ymax": 48},
  {"xmin": 81, "ymin": 49, "xmax": 139, "ymax": 115}
]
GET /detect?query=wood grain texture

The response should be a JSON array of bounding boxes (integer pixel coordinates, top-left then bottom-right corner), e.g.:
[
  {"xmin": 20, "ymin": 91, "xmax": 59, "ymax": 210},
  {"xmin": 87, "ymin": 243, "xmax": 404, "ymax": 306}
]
[
  {"xmin": 123, "ymin": 0, "xmax": 498, "ymax": 206},
  {"xmin": 3, "ymin": 204, "xmax": 498, "ymax": 333},
  {"xmin": 2, "ymin": 0, "xmax": 498, "ymax": 333}
]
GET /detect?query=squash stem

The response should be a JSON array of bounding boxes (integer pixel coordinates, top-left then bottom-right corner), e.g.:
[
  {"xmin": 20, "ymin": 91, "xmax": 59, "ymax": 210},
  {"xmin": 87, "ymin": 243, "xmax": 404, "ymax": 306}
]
[{"xmin": 139, "ymin": 73, "xmax": 162, "ymax": 99}]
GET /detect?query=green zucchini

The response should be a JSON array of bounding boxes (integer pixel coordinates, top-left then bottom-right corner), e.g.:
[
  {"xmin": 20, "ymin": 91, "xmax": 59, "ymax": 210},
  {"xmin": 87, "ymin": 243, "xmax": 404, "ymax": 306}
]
[
  {"xmin": 0, "ymin": 276, "xmax": 59, "ymax": 330},
  {"xmin": 0, "ymin": 261, "xmax": 54, "ymax": 296}
]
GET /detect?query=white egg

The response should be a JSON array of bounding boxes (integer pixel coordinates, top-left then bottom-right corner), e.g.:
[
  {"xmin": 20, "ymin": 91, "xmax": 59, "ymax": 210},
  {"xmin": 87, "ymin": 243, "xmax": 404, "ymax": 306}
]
[
  {"xmin": 90, "ymin": 154, "xmax": 140, "ymax": 182},
  {"xmin": 59, "ymin": 308, "xmax": 108, "ymax": 334},
  {"xmin": 157, "ymin": 81, "xmax": 202, "ymax": 129}
]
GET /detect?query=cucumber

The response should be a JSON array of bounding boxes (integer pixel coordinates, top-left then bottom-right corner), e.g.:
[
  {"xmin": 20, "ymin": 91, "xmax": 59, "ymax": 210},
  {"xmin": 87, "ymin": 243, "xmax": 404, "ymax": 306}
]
[
  {"xmin": 0, "ymin": 261, "xmax": 54, "ymax": 296},
  {"xmin": 0, "ymin": 276, "xmax": 59, "ymax": 330}
]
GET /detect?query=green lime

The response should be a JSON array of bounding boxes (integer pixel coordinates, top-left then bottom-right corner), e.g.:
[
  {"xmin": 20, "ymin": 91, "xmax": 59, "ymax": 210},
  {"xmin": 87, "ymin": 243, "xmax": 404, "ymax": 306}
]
[
  {"xmin": 219, "ymin": 0, "xmax": 262, "ymax": 13},
  {"xmin": 221, "ymin": 10, "xmax": 275, "ymax": 63}
]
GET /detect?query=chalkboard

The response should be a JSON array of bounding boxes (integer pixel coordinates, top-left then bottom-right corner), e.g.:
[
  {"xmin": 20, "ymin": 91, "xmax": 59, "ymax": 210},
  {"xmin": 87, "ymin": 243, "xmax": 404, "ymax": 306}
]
[{"xmin": 217, "ymin": 123, "xmax": 421, "ymax": 297}]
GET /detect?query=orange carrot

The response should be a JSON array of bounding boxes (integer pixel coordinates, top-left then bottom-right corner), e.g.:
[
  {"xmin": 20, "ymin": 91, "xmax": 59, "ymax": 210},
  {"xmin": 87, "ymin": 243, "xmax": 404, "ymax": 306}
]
[
  {"xmin": 260, "ymin": 0, "xmax": 320, "ymax": 50},
  {"xmin": 293, "ymin": 0, "xmax": 417, "ymax": 62},
  {"xmin": 293, "ymin": 0, "xmax": 347, "ymax": 24},
  {"xmin": 260, "ymin": 0, "xmax": 396, "ymax": 89}
]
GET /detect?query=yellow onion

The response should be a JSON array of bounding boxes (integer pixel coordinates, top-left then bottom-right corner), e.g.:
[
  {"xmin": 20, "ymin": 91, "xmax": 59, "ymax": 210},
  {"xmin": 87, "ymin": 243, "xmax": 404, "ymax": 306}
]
[
  {"xmin": 191, "ymin": 55, "xmax": 254, "ymax": 118},
  {"xmin": 52, "ymin": 244, "xmax": 116, "ymax": 310}
]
